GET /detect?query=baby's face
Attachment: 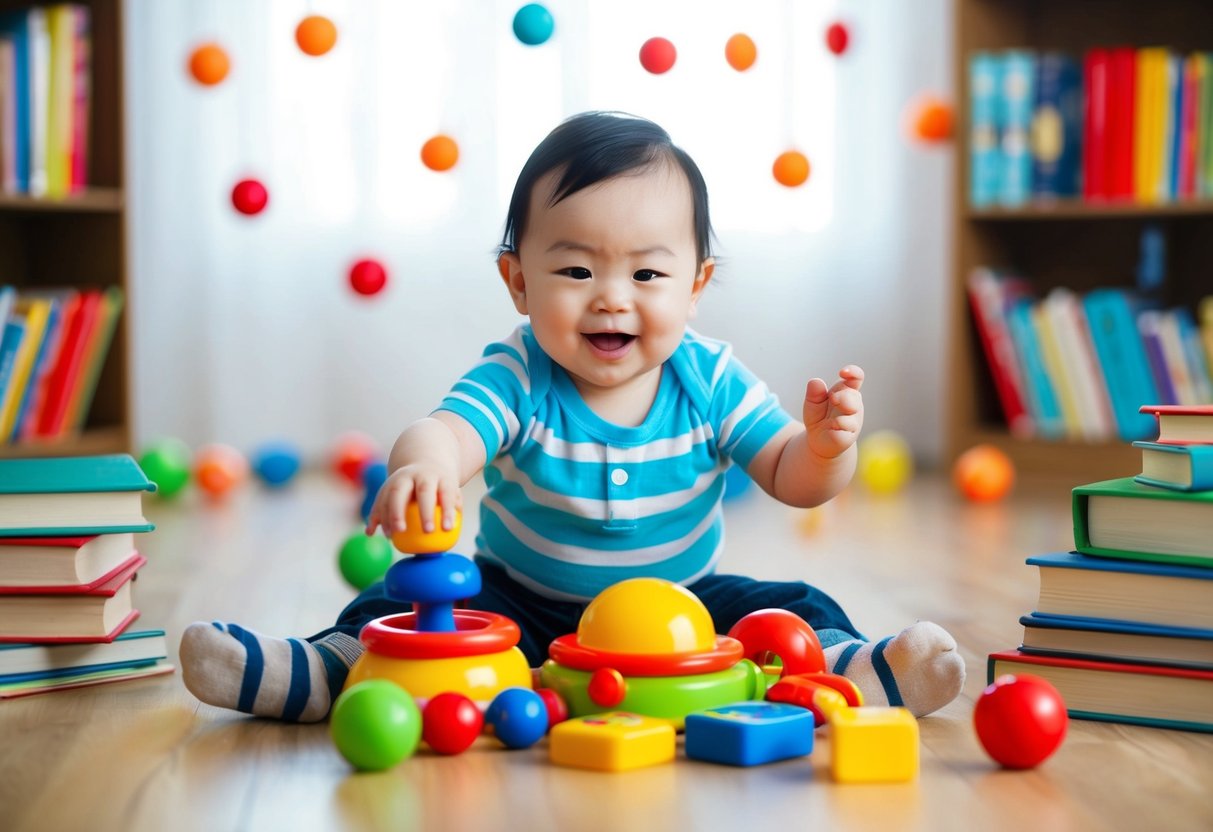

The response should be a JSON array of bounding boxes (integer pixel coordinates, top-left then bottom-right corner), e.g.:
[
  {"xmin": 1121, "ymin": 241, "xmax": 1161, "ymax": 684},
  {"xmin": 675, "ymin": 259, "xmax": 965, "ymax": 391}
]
[{"xmin": 502, "ymin": 162, "xmax": 711, "ymax": 400}]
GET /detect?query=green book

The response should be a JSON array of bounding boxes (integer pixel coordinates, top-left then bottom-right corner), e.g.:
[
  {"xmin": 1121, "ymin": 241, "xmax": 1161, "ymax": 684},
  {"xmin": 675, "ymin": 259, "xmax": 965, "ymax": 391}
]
[
  {"xmin": 1073, "ymin": 477, "xmax": 1213, "ymax": 568},
  {"xmin": 0, "ymin": 454, "xmax": 155, "ymax": 536}
]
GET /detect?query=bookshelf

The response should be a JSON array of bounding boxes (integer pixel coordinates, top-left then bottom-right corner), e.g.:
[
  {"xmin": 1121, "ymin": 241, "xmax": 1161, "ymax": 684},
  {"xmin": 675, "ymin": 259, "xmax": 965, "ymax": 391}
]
[
  {"xmin": 948, "ymin": 0, "xmax": 1213, "ymax": 482},
  {"xmin": 0, "ymin": 0, "xmax": 129, "ymax": 459}
]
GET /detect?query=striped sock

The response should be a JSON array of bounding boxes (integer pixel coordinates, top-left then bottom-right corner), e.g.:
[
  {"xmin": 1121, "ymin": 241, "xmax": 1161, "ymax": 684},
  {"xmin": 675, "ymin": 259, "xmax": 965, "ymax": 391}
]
[
  {"xmin": 180, "ymin": 621, "xmax": 363, "ymax": 723},
  {"xmin": 823, "ymin": 621, "xmax": 965, "ymax": 717}
]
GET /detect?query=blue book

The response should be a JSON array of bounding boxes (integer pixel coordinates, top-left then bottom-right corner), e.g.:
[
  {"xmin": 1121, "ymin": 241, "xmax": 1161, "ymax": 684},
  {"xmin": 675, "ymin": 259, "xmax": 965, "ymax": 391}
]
[
  {"xmin": 0, "ymin": 10, "xmax": 32, "ymax": 192},
  {"xmin": 1007, "ymin": 297, "xmax": 1063, "ymax": 438},
  {"xmin": 8, "ymin": 295, "xmax": 60, "ymax": 442},
  {"xmin": 0, "ymin": 317, "xmax": 26, "ymax": 410},
  {"xmin": 1020, "ymin": 613, "xmax": 1213, "ymax": 670},
  {"xmin": 0, "ymin": 454, "xmax": 155, "ymax": 535},
  {"xmin": 968, "ymin": 51, "xmax": 1003, "ymax": 207},
  {"xmin": 0, "ymin": 629, "xmax": 167, "ymax": 683},
  {"xmin": 1083, "ymin": 289, "xmax": 1160, "ymax": 440},
  {"xmin": 1166, "ymin": 52, "xmax": 1184, "ymax": 201},
  {"xmin": 1030, "ymin": 52, "xmax": 1082, "ymax": 199},
  {"xmin": 1133, "ymin": 441, "xmax": 1213, "ymax": 492},
  {"xmin": 999, "ymin": 50, "xmax": 1037, "ymax": 207}
]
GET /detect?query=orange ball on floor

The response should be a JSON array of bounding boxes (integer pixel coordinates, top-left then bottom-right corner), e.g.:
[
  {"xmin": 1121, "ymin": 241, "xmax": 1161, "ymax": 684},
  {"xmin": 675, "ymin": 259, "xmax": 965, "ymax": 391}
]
[{"xmin": 953, "ymin": 444, "xmax": 1015, "ymax": 502}]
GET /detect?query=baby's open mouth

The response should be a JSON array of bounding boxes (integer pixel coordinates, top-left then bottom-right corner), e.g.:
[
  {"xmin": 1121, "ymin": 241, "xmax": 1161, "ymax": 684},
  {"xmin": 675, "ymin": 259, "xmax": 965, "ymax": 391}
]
[{"xmin": 584, "ymin": 332, "xmax": 635, "ymax": 352}]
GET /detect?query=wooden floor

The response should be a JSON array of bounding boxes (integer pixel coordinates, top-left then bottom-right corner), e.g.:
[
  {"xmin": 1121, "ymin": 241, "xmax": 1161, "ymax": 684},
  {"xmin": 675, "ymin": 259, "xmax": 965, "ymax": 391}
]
[{"xmin": 2, "ymin": 470, "xmax": 1210, "ymax": 832}]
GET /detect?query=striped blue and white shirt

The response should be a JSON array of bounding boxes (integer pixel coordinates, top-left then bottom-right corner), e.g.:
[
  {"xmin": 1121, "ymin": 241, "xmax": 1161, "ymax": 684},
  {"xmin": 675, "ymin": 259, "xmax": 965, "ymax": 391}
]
[{"xmin": 436, "ymin": 325, "xmax": 793, "ymax": 601}]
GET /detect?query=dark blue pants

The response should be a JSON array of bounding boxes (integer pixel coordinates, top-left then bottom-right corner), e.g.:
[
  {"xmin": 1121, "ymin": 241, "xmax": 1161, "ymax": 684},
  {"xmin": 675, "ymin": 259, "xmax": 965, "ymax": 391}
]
[{"xmin": 312, "ymin": 556, "xmax": 865, "ymax": 666}]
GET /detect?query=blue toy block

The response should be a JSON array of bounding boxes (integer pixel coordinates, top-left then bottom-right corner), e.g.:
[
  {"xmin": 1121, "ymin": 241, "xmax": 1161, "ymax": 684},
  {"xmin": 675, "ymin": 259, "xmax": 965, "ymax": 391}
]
[{"xmin": 684, "ymin": 701, "xmax": 814, "ymax": 767}]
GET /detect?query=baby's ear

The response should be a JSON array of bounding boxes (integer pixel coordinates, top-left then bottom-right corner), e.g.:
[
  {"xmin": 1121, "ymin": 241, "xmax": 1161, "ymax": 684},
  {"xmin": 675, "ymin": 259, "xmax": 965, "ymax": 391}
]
[
  {"xmin": 688, "ymin": 258, "xmax": 715, "ymax": 319},
  {"xmin": 498, "ymin": 252, "xmax": 528, "ymax": 315}
]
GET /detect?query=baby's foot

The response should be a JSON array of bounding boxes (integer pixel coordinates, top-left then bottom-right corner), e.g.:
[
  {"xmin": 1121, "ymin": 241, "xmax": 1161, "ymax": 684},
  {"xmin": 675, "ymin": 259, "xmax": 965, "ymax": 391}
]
[
  {"xmin": 824, "ymin": 621, "xmax": 965, "ymax": 717},
  {"xmin": 180, "ymin": 622, "xmax": 362, "ymax": 722}
]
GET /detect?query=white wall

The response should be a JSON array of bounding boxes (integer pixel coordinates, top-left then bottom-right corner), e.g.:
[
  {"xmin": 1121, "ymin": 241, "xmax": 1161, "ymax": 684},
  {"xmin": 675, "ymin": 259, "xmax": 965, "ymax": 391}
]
[{"xmin": 126, "ymin": 0, "xmax": 952, "ymax": 466}]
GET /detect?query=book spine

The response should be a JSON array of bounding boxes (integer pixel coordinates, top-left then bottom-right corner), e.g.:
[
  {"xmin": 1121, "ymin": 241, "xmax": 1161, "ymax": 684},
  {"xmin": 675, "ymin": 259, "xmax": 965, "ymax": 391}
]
[
  {"xmin": 999, "ymin": 51, "xmax": 1037, "ymax": 207},
  {"xmin": 1082, "ymin": 289, "xmax": 1161, "ymax": 440},
  {"xmin": 69, "ymin": 6, "xmax": 89, "ymax": 192},
  {"xmin": 968, "ymin": 270, "xmax": 1033, "ymax": 437},
  {"xmin": 1032, "ymin": 52, "xmax": 1082, "ymax": 200},
  {"xmin": 969, "ymin": 51, "xmax": 1003, "ymax": 208},
  {"xmin": 1083, "ymin": 49, "xmax": 1110, "ymax": 200},
  {"xmin": 1138, "ymin": 309, "xmax": 1180, "ymax": 405},
  {"xmin": 1106, "ymin": 47, "xmax": 1138, "ymax": 200},
  {"xmin": 1008, "ymin": 298, "xmax": 1064, "ymax": 438}
]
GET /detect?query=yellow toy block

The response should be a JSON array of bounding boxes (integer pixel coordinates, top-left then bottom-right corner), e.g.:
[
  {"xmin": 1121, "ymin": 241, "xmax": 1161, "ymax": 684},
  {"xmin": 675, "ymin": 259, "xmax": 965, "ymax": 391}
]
[
  {"xmin": 829, "ymin": 706, "xmax": 919, "ymax": 783},
  {"xmin": 549, "ymin": 712, "xmax": 676, "ymax": 772}
]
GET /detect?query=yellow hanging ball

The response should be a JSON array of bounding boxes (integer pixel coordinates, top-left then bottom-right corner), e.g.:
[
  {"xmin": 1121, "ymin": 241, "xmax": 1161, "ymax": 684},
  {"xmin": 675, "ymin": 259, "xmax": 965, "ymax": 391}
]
[{"xmin": 856, "ymin": 430, "xmax": 914, "ymax": 495}]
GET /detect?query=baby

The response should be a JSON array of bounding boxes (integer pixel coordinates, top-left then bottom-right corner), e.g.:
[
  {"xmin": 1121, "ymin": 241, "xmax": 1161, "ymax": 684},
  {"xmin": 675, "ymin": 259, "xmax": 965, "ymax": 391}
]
[{"xmin": 182, "ymin": 111, "xmax": 964, "ymax": 722}]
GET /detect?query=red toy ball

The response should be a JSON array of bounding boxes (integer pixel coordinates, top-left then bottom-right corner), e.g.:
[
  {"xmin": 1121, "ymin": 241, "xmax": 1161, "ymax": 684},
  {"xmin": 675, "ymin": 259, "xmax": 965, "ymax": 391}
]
[
  {"xmin": 535, "ymin": 688, "xmax": 569, "ymax": 729},
  {"xmin": 231, "ymin": 178, "xmax": 269, "ymax": 216},
  {"xmin": 331, "ymin": 431, "xmax": 379, "ymax": 486},
  {"xmin": 825, "ymin": 22, "xmax": 850, "ymax": 56},
  {"xmin": 422, "ymin": 692, "xmax": 484, "ymax": 755},
  {"xmin": 349, "ymin": 258, "xmax": 388, "ymax": 296},
  {"xmin": 974, "ymin": 674, "xmax": 1068, "ymax": 769},
  {"xmin": 639, "ymin": 37, "xmax": 677, "ymax": 74}
]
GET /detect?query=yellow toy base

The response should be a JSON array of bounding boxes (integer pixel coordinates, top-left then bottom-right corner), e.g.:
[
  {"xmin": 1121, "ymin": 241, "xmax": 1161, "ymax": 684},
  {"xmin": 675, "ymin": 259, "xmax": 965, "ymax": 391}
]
[{"xmin": 344, "ymin": 646, "xmax": 531, "ymax": 704}]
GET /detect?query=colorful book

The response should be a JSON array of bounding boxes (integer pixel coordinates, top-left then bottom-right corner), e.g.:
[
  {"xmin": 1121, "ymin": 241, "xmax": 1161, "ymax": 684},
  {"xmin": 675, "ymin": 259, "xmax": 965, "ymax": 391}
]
[
  {"xmin": 1134, "ymin": 440, "xmax": 1213, "ymax": 492},
  {"xmin": 0, "ymin": 8, "xmax": 34, "ymax": 193},
  {"xmin": 1044, "ymin": 288, "xmax": 1115, "ymax": 440},
  {"xmin": 0, "ymin": 553, "xmax": 143, "ymax": 642},
  {"xmin": 1028, "ymin": 551, "xmax": 1213, "ymax": 630},
  {"xmin": 10, "ymin": 292, "xmax": 64, "ymax": 441},
  {"xmin": 0, "ymin": 39, "xmax": 16, "ymax": 192},
  {"xmin": 0, "ymin": 533, "xmax": 137, "ymax": 588},
  {"xmin": 967, "ymin": 269, "xmax": 1032, "ymax": 437},
  {"xmin": 1139, "ymin": 310, "xmax": 1180, "ymax": 405},
  {"xmin": 64, "ymin": 284, "xmax": 122, "ymax": 433},
  {"xmin": 1083, "ymin": 289, "xmax": 1160, "ymax": 440},
  {"xmin": 1139, "ymin": 404, "xmax": 1213, "ymax": 444},
  {"xmin": 988, "ymin": 649, "xmax": 1213, "ymax": 733},
  {"xmin": 0, "ymin": 661, "xmax": 173, "ymax": 699},
  {"xmin": 999, "ymin": 51, "xmax": 1036, "ymax": 207},
  {"xmin": 1177, "ymin": 53, "xmax": 1201, "ymax": 199},
  {"xmin": 1201, "ymin": 297, "xmax": 1213, "ymax": 374},
  {"xmin": 0, "ymin": 315, "xmax": 26, "ymax": 412},
  {"xmin": 1134, "ymin": 48, "xmax": 1169, "ymax": 204},
  {"xmin": 1019, "ymin": 613, "xmax": 1213, "ymax": 670},
  {"xmin": 0, "ymin": 454, "xmax": 155, "ymax": 536},
  {"xmin": 25, "ymin": 5, "xmax": 47, "ymax": 197},
  {"xmin": 1033, "ymin": 301, "xmax": 1082, "ymax": 437},
  {"xmin": 1174, "ymin": 307, "xmax": 1213, "ymax": 404},
  {"xmin": 1156, "ymin": 309, "xmax": 1198, "ymax": 405},
  {"xmin": 1163, "ymin": 52, "xmax": 1183, "ymax": 201},
  {"xmin": 1105, "ymin": 47, "xmax": 1138, "ymax": 200},
  {"xmin": 1007, "ymin": 297, "xmax": 1063, "ymax": 439},
  {"xmin": 0, "ymin": 296, "xmax": 51, "ymax": 441},
  {"xmin": 69, "ymin": 4, "xmax": 88, "ymax": 190},
  {"xmin": 1030, "ymin": 52, "xmax": 1081, "ymax": 200},
  {"xmin": 969, "ymin": 51, "xmax": 1003, "ymax": 207},
  {"xmin": 1202, "ymin": 53, "xmax": 1213, "ymax": 198},
  {"xmin": 1073, "ymin": 477, "xmax": 1213, "ymax": 568},
  {"xmin": 1082, "ymin": 48, "xmax": 1110, "ymax": 200},
  {"xmin": 34, "ymin": 288, "xmax": 98, "ymax": 437},
  {"xmin": 44, "ymin": 3, "xmax": 75, "ymax": 198},
  {"xmin": 0, "ymin": 627, "xmax": 166, "ymax": 682}
]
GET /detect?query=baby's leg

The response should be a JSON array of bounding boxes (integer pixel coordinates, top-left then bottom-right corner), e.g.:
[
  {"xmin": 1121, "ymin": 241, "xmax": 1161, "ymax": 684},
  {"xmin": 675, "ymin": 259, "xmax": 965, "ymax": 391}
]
[
  {"xmin": 180, "ymin": 623, "xmax": 362, "ymax": 722},
  {"xmin": 825, "ymin": 621, "xmax": 965, "ymax": 717}
]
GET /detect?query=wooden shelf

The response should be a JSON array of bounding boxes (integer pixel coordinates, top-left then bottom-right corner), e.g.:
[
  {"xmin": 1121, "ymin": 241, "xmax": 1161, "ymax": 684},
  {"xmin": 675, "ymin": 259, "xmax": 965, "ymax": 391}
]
[
  {"xmin": 0, "ymin": 426, "xmax": 130, "ymax": 459},
  {"xmin": 0, "ymin": 188, "xmax": 124, "ymax": 213},
  {"xmin": 946, "ymin": 0, "xmax": 1213, "ymax": 478}
]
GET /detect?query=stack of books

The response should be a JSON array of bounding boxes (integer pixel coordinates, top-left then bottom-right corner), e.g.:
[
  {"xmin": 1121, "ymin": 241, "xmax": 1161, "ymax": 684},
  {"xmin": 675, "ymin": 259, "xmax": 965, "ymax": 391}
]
[
  {"xmin": 991, "ymin": 404, "xmax": 1213, "ymax": 733},
  {"xmin": 0, "ymin": 454, "xmax": 172, "ymax": 699}
]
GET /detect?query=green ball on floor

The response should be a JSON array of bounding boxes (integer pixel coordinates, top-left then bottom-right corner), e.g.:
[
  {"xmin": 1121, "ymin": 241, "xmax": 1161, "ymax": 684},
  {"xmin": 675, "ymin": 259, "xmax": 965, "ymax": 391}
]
[
  {"xmin": 338, "ymin": 532, "xmax": 393, "ymax": 590},
  {"xmin": 139, "ymin": 439, "xmax": 192, "ymax": 498},
  {"xmin": 330, "ymin": 680, "xmax": 421, "ymax": 771}
]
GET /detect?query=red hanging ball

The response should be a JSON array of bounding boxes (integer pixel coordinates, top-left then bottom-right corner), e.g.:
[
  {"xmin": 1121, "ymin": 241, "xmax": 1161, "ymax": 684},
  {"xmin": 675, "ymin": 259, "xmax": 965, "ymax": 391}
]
[
  {"xmin": 825, "ymin": 22, "xmax": 850, "ymax": 56},
  {"xmin": 349, "ymin": 258, "xmax": 388, "ymax": 296},
  {"xmin": 231, "ymin": 178, "xmax": 268, "ymax": 216},
  {"xmin": 639, "ymin": 37, "xmax": 677, "ymax": 74}
]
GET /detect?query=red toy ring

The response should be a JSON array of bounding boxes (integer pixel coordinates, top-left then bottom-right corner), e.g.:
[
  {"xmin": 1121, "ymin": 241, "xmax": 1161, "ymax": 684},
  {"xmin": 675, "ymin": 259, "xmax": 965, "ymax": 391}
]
[
  {"xmin": 360, "ymin": 610, "xmax": 521, "ymax": 659},
  {"xmin": 727, "ymin": 608, "xmax": 825, "ymax": 677},
  {"xmin": 548, "ymin": 633, "xmax": 743, "ymax": 677}
]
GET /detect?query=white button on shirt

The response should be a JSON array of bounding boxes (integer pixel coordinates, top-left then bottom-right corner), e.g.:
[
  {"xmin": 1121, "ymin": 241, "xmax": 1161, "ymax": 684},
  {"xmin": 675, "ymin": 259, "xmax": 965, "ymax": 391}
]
[{"xmin": 610, "ymin": 468, "xmax": 629, "ymax": 486}]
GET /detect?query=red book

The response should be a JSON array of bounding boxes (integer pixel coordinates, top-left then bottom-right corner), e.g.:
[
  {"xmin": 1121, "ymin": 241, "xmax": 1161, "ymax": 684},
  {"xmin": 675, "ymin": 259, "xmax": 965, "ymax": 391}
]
[
  {"xmin": 1138, "ymin": 404, "xmax": 1213, "ymax": 444},
  {"xmin": 967, "ymin": 269, "xmax": 1033, "ymax": 437},
  {"xmin": 1083, "ymin": 49, "xmax": 1110, "ymax": 200},
  {"xmin": 35, "ymin": 288, "xmax": 101, "ymax": 438},
  {"xmin": 1177, "ymin": 56, "xmax": 1199, "ymax": 199},
  {"xmin": 0, "ymin": 547, "xmax": 142, "ymax": 593},
  {"xmin": 0, "ymin": 554, "xmax": 143, "ymax": 643},
  {"xmin": 988, "ymin": 650, "xmax": 1213, "ymax": 732},
  {"xmin": 69, "ymin": 6, "xmax": 90, "ymax": 191},
  {"xmin": 1105, "ymin": 47, "xmax": 1137, "ymax": 200}
]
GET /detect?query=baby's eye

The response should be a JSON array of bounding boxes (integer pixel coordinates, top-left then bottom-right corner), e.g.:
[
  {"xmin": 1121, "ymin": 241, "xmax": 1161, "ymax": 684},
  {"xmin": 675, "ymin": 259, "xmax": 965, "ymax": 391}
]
[
  {"xmin": 558, "ymin": 267, "xmax": 592, "ymax": 280},
  {"xmin": 633, "ymin": 269, "xmax": 663, "ymax": 282}
]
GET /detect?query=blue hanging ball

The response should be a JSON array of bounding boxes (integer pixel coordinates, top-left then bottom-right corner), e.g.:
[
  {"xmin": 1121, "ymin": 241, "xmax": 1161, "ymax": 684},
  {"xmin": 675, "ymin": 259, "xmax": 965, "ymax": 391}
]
[
  {"xmin": 360, "ymin": 460, "xmax": 389, "ymax": 523},
  {"xmin": 512, "ymin": 3, "xmax": 554, "ymax": 46},
  {"xmin": 252, "ymin": 441, "xmax": 302, "ymax": 488}
]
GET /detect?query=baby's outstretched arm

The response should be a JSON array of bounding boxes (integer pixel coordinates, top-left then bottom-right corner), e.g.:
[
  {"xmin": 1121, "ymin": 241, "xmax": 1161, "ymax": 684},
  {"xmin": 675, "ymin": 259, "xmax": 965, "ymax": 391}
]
[
  {"xmin": 748, "ymin": 365, "xmax": 864, "ymax": 508},
  {"xmin": 365, "ymin": 412, "xmax": 487, "ymax": 537}
]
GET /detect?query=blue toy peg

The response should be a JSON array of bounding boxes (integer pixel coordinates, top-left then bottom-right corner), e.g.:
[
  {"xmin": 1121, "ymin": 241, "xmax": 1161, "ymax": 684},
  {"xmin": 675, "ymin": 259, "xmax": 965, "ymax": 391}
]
[{"xmin": 384, "ymin": 553, "xmax": 481, "ymax": 632}]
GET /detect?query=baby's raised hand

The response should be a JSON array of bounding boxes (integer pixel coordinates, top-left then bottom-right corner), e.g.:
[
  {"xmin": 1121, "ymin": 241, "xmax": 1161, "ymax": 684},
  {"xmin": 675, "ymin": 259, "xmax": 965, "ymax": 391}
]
[
  {"xmin": 365, "ymin": 464, "xmax": 462, "ymax": 538},
  {"xmin": 802, "ymin": 365, "xmax": 864, "ymax": 460}
]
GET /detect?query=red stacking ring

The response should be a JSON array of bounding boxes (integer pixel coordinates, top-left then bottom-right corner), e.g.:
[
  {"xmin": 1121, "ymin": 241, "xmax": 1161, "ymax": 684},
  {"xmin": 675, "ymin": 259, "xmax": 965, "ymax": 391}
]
[
  {"xmin": 360, "ymin": 611, "xmax": 521, "ymax": 659},
  {"xmin": 547, "ymin": 634, "xmax": 743, "ymax": 677}
]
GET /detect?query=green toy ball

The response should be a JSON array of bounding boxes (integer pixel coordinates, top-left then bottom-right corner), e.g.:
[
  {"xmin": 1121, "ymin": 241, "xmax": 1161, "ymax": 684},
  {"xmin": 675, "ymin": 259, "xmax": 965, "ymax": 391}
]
[
  {"xmin": 330, "ymin": 680, "xmax": 421, "ymax": 771},
  {"xmin": 139, "ymin": 439, "xmax": 192, "ymax": 499},
  {"xmin": 338, "ymin": 532, "xmax": 394, "ymax": 590}
]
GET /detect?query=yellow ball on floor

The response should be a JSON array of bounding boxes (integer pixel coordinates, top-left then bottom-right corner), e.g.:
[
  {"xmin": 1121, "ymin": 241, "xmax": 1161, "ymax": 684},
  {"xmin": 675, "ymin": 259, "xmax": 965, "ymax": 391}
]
[{"xmin": 856, "ymin": 430, "xmax": 914, "ymax": 495}]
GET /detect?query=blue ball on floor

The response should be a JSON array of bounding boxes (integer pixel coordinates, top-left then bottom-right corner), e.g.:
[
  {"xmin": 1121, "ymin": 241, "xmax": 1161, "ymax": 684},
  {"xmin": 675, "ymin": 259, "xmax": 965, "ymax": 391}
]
[
  {"xmin": 252, "ymin": 441, "xmax": 302, "ymax": 488},
  {"xmin": 486, "ymin": 687, "xmax": 548, "ymax": 749}
]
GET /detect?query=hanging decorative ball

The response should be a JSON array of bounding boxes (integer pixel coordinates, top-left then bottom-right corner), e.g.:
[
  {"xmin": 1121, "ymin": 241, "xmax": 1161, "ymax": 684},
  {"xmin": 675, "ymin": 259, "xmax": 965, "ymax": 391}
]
[
  {"xmin": 231, "ymin": 178, "xmax": 269, "ymax": 216},
  {"xmin": 772, "ymin": 151, "xmax": 811, "ymax": 188},
  {"xmin": 825, "ymin": 22, "xmax": 850, "ymax": 56},
  {"xmin": 349, "ymin": 258, "xmax": 388, "ymax": 296},
  {"xmin": 725, "ymin": 33, "xmax": 757, "ymax": 72},
  {"xmin": 639, "ymin": 37, "xmax": 677, "ymax": 75},
  {"xmin": 188, "ymin": 43, "xmax": 230, "ymax": 86},
  {"xmin": 296, "ymin": 15, "xmax": 338, "ymax": 57},
  {"xmin": 512, "ymin": 3, "xmax": 554, "ymax": 46},
  {"xmin": 421, "ymin": 135, "xmax": 460, "ymax": 172},
  {"xmin": 912, "ymin": 96, "xmax": 955, "ymax": 143}
]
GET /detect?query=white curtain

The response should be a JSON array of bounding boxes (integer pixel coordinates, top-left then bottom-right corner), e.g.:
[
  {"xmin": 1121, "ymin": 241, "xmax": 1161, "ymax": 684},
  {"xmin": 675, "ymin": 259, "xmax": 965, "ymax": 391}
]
[{"xmin": 126, "ymin": 0, "xmax": 952, "ymax": 464}]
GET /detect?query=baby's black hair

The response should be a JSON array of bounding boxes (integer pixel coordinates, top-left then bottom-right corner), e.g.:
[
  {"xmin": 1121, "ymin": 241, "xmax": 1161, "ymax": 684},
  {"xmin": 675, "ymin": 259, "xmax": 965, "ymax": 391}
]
[{"xmin": 499, "ymin": 111, "xmax": 714, "ymax": 264}]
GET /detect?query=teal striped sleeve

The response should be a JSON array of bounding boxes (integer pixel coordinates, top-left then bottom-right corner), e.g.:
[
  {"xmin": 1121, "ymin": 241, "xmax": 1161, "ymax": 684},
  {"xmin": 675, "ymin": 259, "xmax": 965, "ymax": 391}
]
[
  {"xmin": 434, "ymin": 330, "xmax": 534, "ymax": 460},
  {"xmin": 709, "ymin": 350, "xmax": 793, "ymax": 469}
]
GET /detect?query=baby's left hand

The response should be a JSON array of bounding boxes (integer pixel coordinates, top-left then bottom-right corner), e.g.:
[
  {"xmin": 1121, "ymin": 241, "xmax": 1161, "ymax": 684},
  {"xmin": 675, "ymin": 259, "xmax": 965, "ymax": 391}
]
[{"xmin": 802, "ymin": 365, "xmax": 864, "ymax": 460}]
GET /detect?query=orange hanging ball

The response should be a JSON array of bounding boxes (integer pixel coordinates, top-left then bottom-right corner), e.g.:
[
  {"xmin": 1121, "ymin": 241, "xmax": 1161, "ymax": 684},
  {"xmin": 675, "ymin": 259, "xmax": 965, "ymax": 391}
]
[
  {"xmin": 772, "ymin": 150, "xmax": 810, "ymax": 187},
  {"xmin": 725, "ymin": 33, "xmax": 757, "ymax": 72},
  {"xmin": 296, "ymin": 15, "xmax": 338, "ymax": 57},
  {"xmin": 421, "ymin": 135, "xmax": 460, "ymax": 172},
  {"xmin": 188, "ymin": 43, "xmax": 230, "ymax": 86},
  {"xmin": 912, "ymin": 96, "xmax": 955, "ymax": 143}
]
